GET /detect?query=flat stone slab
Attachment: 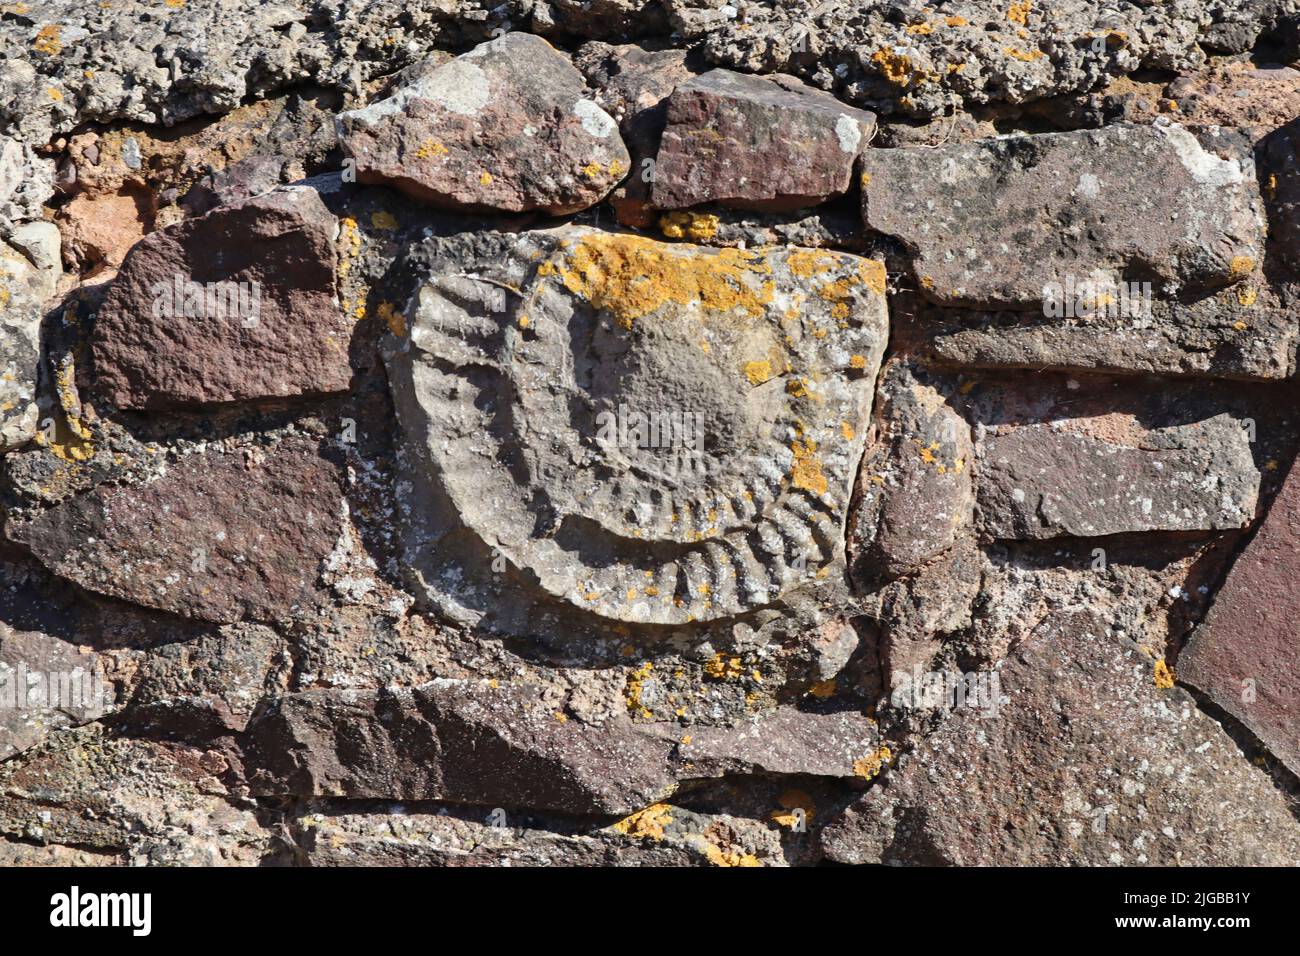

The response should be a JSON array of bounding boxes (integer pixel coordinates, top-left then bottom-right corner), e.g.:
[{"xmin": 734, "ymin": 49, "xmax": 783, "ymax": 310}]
[
  {"xmin": 861, "ymin": 123, "xmax": 1265, "ymax": 309},
  {"xmin": 0, "ymin": 221, "xmax": 60, "ymax": 450},
  {"xmin": 385, "ymin": 227, "xmax": 889, "ymax": 634},
  {"xmin": 9, "ymin": 437, "xmax": 345, "ymax": 625},
  {"xmin": 976, "ymin": 415, "xmax": 1259, "ymax": 540},
  {"xmin": 653, "ymin": 68, "xmax": 875, "ymax": 212},
  {"xmin": 337, "ymin": 33, "xmax": 629, "ymax": 215},
  {"xmin": 92, "ymin": 186, "xmax": 352, "ymax": 409},
  {"xmin": 1179, "ymin": 457, "xmax": 1300, "ymax": 776}
]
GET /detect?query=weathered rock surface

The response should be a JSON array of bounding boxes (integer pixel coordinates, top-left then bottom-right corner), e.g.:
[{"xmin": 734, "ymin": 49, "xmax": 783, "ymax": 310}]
[
  {"xmin": 862, "ymin": 123, "xmax": 1265, "ymax": 309},
  {"xmin": 245, "ymin": 681, "xmax": 879, "ymax": 816},
  {"xmin": 653, "ymin": 69, "xmax": 875, "ymax": 212},
  {"xmin": 9, "ymin": 438, "xmax": 345, "ymax": 625},
  {"xmin": 337, "ymin": 33, "xmax": 629, "ymax": 214},
  {"xmin": 0, "ymin": 220, "xmax": 60, "ymax": 449},
  {"xmin": 0, "ymin": 623, "xmax": 111, "ymax": 760},
  {"xmin": 976, "ymin": 415, "xmax": 1259, "ymax": 540},
  {"xmin": 92, "ymin": 186, "xmax": 352, "ymax": 409},
  {"xmin": 1179, "ymin": 457, "xmax": 1300, "ymax": 776},
  {"xmin": 386, "ymin": 226, "xmax": 888, "ymax": 633},
  {"xmin": 821, "ymin": 611, "xmax": 1300, "ymax": 865}
]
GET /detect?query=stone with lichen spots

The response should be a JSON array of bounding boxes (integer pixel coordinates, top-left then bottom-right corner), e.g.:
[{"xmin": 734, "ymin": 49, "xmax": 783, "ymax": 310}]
[
  {"xmin": 91, "ymin": 185, "xmax": 351, "ymax": 410},
  {"xmin": 336, "ymin": 33, "xmax": 630, "ymax": 215},
  {"xmin": 384, "ymin": 226, "xmax": 889, "ymax": 636},
  {"xmin": 243, "ymin": 682, "xmax": 879, "ymax": 816},
  {"xmin": 0, "ymin": 221, "xmax": 59, "ymax": 451},
  {"xmin": 1179, "ymin": 456, "xmax": 1300, "ymax": 777},
  {"xmin": 861, "ymin": 122, "xmax": 1265, "ymax": 309},
  {"xmin": 7, "ymin": 437, "xmax": 345, "ymax": 626},
  {"xmin": 820, "ymin": 610, "xmax": 1300, "ymax": 866},
  {"xmin": 975, "ymin": 413, "xmax": 1258, "ymax": 540},
  {"xmin": 653, "ymin": 68, "xmax": 876, "ymax": 213}
]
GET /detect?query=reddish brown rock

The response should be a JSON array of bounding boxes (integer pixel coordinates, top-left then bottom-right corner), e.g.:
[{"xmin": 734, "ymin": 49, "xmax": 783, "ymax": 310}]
[
  {"xmin": 1179, "ymin": 457, "xmax": 1300, "ymax": 776},
  {"xmin": 820, "ymin": 611, "xmax": 1300, "ymax": 866},
  {"xmin": 91, "ymin": 186, "xmax": 352, "ymax": 409},
  {"xmin": 9, "ymin": 438, "xmax": 345, "ymax": 625},
  {"xmin": 336, "ymin": 33, "xmax": 629, "ymax": 215},
  {"xmin": 652, "ymin": 68, "xmax": 875, "ymax": 212}
]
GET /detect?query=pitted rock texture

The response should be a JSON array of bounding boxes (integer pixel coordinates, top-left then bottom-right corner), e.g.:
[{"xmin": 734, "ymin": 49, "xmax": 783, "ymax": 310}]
[
  {"xmin": 387, "ymin": 226, "xmax": 888, "ymax": 632},
  {"xmin": 1180, "ymin": 456, "xmax": 1300, "ymax": 776},
  {"xmin": 337, "ymin": 34, "xmax": 630, "ymax": 214},
  {"xmin": 9, "ymin": 438, "xmax": 346, "ymax": 625},
  {"xmin": 975, "ymin": 415, "xmax": 1260, "ymax": 540},
  {"xmin": 92, "ymin": 186, "xmax": 352, "ymax": 409},
  {"xmin": 861, "ymin": 123, "xmax": 1265, "ymax": 309},
  {"xmin": 2, "ymin": 2, "xmax": 1299, "ymax": 871},
  {"xmin": 820, "ymin": 611, "xmax": 1300, "ymax": 866},
  {"xmin": 653, "ymin": 69, "xmax": 876, "ymax": 212}
]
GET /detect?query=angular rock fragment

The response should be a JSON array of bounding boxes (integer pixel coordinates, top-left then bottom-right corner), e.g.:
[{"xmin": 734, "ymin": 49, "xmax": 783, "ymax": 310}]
[
  {"xmin": 0, "ymin": 725, "xmax": 272, "ymax": 865},
  {"xmin": 336, "ymin": 33, "xmax": 629, "ymax": 215},
  {"xmin": 0, "ymin": 221, "xmax": 60, "ymax": 450},
  {"xmin": 850, "ymin": 361, "xmax": 974, "ymax": 581},
  {"xmin": 653, "ymin": 69, "xmax": 875, "ymax": 212},
  {"xmin": 9, "ymin": 438, "xmax": 345, "ymax": 625},
  {"xmin": 385, "ymin": 226, "xmax": 889, "ymax": 634},
  {"xmin": 92, "ymin": 186, "xmax": 352, "ymax": 409},
  {"xmin": 861, "ymin": 123, "xmax": 1265, "ymax": 309},
  {"xmin": 820, "ymin": 611, "xmax": 1300, "ymax": 865},
  {"xmin": 976, "ymin": 415, "xmax": 1259, "ymax": 540},
  {"xmin": 0, "ymin": 624, "xmax": 112, "ymax": 760},
  {"xmin": 244, "ymin": 681, "xmax": 879, "ymax": 816},
  {"xmin": 1179, "ymin": 457, "xmax": 1300, "ymax": 776},
  {"xmin": 0, "ymin": 135, "xmax": 54, "ymax": 236}
]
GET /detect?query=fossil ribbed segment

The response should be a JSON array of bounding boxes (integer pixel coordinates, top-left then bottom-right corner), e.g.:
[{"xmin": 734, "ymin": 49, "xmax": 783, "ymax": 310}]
[{"xmin": 386, "ymin": 226, "xmax": 889, "ymax": 633}]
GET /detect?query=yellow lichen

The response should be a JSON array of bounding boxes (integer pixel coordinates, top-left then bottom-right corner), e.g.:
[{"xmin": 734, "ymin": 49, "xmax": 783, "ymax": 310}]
[
  {"xmin": 790, "ymin": 438, "xmax": 828, "ymax": 495},
  {"xmin": 853, "ymin": 746, "xmax": 894, "ymax": 781},
  {"xmin": 542, "ymin": 233, "xmax": 774, "ymax": 330},
  {"xmin": 808, "ymin": 679, "xmax": 837, "ymax": 699},
  {"xmin": 370, "ymin": 210, "xmax": 398, "ymax": 231},
  {"xmin": 625, "ymin": 661, "xmax": 655, "ymax": 718},
  {"xmin": 849, "ymin": 354, "xmax": 868, "ymax": 370},
  {"xmin": 659, "ymin": 210, "xmax": 720, "ymax": 241},
  {"xmin": 770, "ymin": 789, "xmax": 816, "ymax": 829},
  {"xmin": 1236, "ymin": 286, "xmax": 1257, "ymax": 307},
  {"xmin": 33, "ymin": 24, "xmax": 62, "ymax": 55},
  {"xmin": 945, "ymin": 14, "xmax": 968, "ymax": 26},
  {"xmin": 1154, "ymin": 659, "xmax": 1175, "ymax": 689},
  {"xmin": 1007, "ymin": 1, "xmax": 1030, "ymax": 26},
  {"xmin": 479, "ymin": 171, "xmax": 493, "ymax": 185},
  {"xmin": 702, "ymin": 844, "xmax": 762, "ymax": 867},
  {"xmin": 376, "ymin": 301, "xmax": 405, "ymax": 337},
  {"xmin": 905, "ymin": 22, "xmax": 934, "ymax": 35},
  {"xmin": 1002, "ymin": 46, "xmax": 1045, "ymax": 61},
  {"xmin": 840, "ymin": 421, "xmax": 856, "ymax": 441},
  {"xmin": 1229, "ymin": 255, "xmax": 1255, "ymax": 278},
  {"xmin": 871, "ymin": 48, "xmax": 915, "ymax": 86},
  {"xmin": 612, "ymin": 803, "xmax": 673, "ymax": 840},
  {"xmin": 415, "ymin": 139, "xmax": 449, "ymax": 160},
  {"xmin": 705, "ymin": 653, "xmax": 743, "ymax": 680}
]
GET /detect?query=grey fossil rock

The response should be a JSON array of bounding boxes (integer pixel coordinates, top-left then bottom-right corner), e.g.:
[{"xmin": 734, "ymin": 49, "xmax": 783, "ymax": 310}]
[{"xmin": 384, "ymin": 226, "xmax": 889, "ymax": 635}]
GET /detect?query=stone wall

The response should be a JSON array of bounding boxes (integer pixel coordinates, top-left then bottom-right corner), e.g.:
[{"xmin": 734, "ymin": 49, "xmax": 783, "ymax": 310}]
[{"xmin": 0, "ymin": 0, "xmax": 1298, "ymax": 866}]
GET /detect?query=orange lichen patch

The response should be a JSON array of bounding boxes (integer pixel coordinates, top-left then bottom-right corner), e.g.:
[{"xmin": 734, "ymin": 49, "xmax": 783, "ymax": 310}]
[
  {"xmin": 701, "ymin": 843, "xmax": 762, "ymax": 867},
  {"xmin": 1233, "ymin": 320, "xmax": 1248, "ymax": 332},
  {"xmin": 582, "ymin": 162, "xmax": 602, "ymax": 178},
  {"xmin": 871, "ymin": 48, "xmax": 915, "ymax": 86},
  {"xmin": 1236, "ymin": 286, "xmax": 1257, "ymax": 307},
  {"xmin": 905, "ymin": 22, "xmax": 934, "ymax": 35},
  {"xmin": 415, "ymin": 139, "xmax": 449, "ymax": 160},
  {"xmin": 858, "ymin": 259, "xmax": 887, "ymax": 296},
  {"xmin": 860, "ymin": 171, "xmax": 872, "ymax": 188},
  {"xmin": 612, "ymin": 803, "xmax": 673, "ymax": 840},
  {"xmin": 808, "ymin": 679, "xmax": 837, "ymax": 699},
  {"xmin": 840, "ymin": 421, "xmax": 856, "ymax": 441},
  {"xmin": 1154, "ymin": 658, "xmax": 1175, "ymax": 689},
  {"xmin": 849, "ymin": 354, "xmax": 868, "ymax": 370},
  {"xmin": 625, "ymin": 661, "xmax": 655, "ymax": 718},
  {"xmin": 1007, "ymin": 1, "xmax": 1030, "ymax": 25},
  {"xmin": 47, "ymin": 86, "xmax": 63, "ymax": 101},
  {"xmin": 770, "ymin": 788, "xmax": 816, "ymax": 828},
  {"xmin": 33, "ymin": 24, "xmax": 62, "ymax": 55},
  {"xmin": 1229, "ymin": 255, "xmax": 1255, "ymax": 278},
  {"xmin": 1002, "ymin": 46, "xmax": 1045, "ymax": 61},
  {"xmin": 853, "ymin": 746, "xmax": 894, "ymax": 781},
  {"xmin": 790, "ymin": 438, "xmax": 828, "ymax": 495},
  {"xmin": 545, "ymin": 233, "xmax": 774, "ymax": 330},
  {"xmin": 659, "ymin": 210, "xmax": 719, "ymax": 241},
  {"xmin": 945, "ymin": 14, "xmax": 968, "ymax": 26},
  {"xmin": 787, "ymin": 249, "xmax": 838, "ymax": 279},
  {"xmin": 553, "ymin": 710, "xmax": 568, "ymax": 722},
  {"xmin": 479, "ymin": 171, "xmax": 493, "ymax": 185},
  {"xmin": 369, "ymin": 210, "xmax": 399, "ymax": 231},
  {"xmin": 375, "ymin": 301, "xmax": 405, "ymax": 336},
  {"xmin": 164, "ymin": 0, "xmax": 185, "ymax": 7},
  {"xmin": 1266, "ymin": 174, "xmax": 1278, "ymax": 199},
  {"xmin": 948, "ymin": 62, "xmax": 966, "ymax": 73},
  {"xmin": 915, "ymin": 440, "xmax": 940, "ymax": 465},
  {"xmin": 705, "ymin": 653, "xmax": 743, "ymax": 680},
  {"xmin": 608, "ymin": 159, "xmax": 626, "ymax": 178}
]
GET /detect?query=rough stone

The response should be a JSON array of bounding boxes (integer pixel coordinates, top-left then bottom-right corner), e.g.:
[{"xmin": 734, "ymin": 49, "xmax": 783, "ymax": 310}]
[
  {"xmin": 820, "ymin": 610, "xmax": 1300, "ymax": 865},
  {"xmin": 0, "ymin": 623, "xmax": 112, "ymax": 760},
  {"xmin": 1179, "ymin": 458, "xmax": 1300, "ymax": 776},
  {"xmin": 91, "ymin": 185, "xmax": 352, "ymax": 409},
  {"xmin": 861, "ymin": 123, "xmax": 1265, "ymax": 309},
  {"xmin": 9, "ymin": 437, "xmax": 346, "ymax": 625},
  {"xmin": 245, "ymin": 680, "xmax": 879, "ymax": 815},
  {"xmin": 0, "ymin": 220, "xmax": 60, "ymax": 450},
  {"xmin": 385, "ymin": 226, "xmax": 888, "ymax": 634},
  {"xmin": 975, "ymin": 414, "xmax": 1259, "ymax": 540},
  {"xmin": 653, "ymin": 68, "xmax": 876, "ymax": 212},
  {"xmin": 337, "ymin": 33, "xmax": 629, "ymax": 215}
]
